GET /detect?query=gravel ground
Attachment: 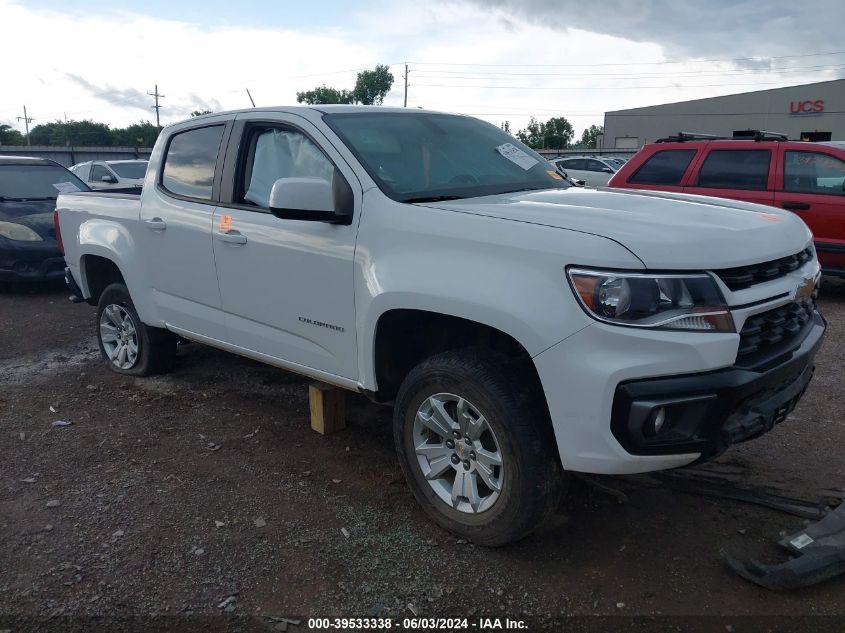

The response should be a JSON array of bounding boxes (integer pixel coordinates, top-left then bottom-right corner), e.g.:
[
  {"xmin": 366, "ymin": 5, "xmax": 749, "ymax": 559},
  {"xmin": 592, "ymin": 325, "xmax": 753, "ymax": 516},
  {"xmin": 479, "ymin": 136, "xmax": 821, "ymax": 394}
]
[{"xmin": 1, "ymin": 278, "xmax": 844, "ymax": 632}]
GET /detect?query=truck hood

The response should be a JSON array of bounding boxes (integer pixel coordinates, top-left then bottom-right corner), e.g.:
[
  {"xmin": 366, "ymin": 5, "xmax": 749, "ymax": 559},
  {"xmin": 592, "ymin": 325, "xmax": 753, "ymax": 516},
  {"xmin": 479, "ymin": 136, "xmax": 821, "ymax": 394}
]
[{"xmin": 420, "ymin": 187, "xmax": 813, "ymax": 269}]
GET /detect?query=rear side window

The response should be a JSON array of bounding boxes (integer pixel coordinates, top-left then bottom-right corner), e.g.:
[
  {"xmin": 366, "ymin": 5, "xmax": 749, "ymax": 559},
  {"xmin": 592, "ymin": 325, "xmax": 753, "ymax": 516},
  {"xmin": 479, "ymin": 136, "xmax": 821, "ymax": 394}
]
[
  {"xmin": 784, "ymin": 151, "xmax": 845, "ymax": 196},
  {"xmin": 696, "ymin": 149, "xmax": 771, "ymax": 190},
  {"xmin": 161, "ymin": 125, "xmax": 225, "ymax": 200},
  {"xmin": 561, "ymin": 159, "xmax": 584, "ymax": 170},
  {"xmin": 628, "ymin": 149, "xmax": 696, "ymax": 185},
  {"xmin": 586, "ymin": 159, "xmax": 612, "ymax": 173}
]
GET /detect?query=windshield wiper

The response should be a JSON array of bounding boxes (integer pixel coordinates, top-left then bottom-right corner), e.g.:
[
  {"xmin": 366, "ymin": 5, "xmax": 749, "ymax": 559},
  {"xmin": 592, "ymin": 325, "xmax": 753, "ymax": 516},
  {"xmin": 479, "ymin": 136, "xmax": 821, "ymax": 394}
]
[{"xmin": 401, "ymin": 194, "xmax": 466, "ymax": 204}]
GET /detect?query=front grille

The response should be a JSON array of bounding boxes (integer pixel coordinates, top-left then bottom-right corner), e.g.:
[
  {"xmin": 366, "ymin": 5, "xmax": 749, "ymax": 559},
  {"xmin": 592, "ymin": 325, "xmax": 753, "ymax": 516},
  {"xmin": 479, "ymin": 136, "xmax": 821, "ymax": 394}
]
[
  {"xmin": 715, "ymin": 247, "xmax": 813, "ymax": 290},
  {"xmin": 738, "ymin": 299, "xmax": 815, "ymax": 357}
]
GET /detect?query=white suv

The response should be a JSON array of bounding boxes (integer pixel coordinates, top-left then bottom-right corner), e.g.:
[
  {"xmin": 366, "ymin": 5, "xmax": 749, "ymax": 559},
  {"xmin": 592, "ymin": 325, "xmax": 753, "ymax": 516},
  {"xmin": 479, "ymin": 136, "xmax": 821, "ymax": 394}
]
[
  {"xmin": 70, "ymin": 160, "xmax": 148, "ymax": 190},
  {"xmin": 552, "ymin": 155, "xmax": 618, "ymax": 186}
]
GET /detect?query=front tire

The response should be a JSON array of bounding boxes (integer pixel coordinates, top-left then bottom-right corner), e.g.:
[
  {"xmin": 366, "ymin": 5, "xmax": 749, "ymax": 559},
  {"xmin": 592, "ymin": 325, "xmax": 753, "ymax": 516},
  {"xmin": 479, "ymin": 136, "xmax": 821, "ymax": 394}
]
[
  {"xmin": 96, "ymin": 282, "xmax": 176, "ymax": 376},
  {"xmin": 394, "ymin": 349, "xmax": 563, "ymax": 546}
]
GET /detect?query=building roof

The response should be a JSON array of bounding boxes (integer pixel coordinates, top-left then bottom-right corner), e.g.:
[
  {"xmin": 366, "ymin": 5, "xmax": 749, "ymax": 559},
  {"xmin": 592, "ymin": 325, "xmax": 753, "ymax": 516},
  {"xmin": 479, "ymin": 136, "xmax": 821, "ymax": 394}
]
[{"xmin": 606, "ymin": 78, "xmax": 845, "ymax": 115}]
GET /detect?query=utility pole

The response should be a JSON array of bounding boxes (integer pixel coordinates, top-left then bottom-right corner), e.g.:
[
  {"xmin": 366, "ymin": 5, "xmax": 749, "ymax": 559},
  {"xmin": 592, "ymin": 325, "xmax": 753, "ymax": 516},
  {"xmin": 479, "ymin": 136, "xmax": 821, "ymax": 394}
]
[
  {"xmin": 148, "ymin": 84, "xmax": 165, "ymax": 129},
  {"xmin": 403, "ymin": 63, "xmax": 410, "ymax": 108},
  {"xmin": 17, "ymin": 105, "xmax": 34, "ymax": 146}
]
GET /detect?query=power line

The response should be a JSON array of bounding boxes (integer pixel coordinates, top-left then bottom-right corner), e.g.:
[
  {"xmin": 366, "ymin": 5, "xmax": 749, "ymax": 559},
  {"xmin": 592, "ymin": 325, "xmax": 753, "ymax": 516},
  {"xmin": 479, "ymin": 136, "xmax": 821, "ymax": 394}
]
[
  {"xmin": 410, "ymin": 63, "xmax": 845, "ymax": 80},
  {"xmin": 406, "ymin": 49, "xmax": 845, "ymax": 68},
  {"xmin": 412, "ymin": 79, "xmax": 836, "ymax": 90}
]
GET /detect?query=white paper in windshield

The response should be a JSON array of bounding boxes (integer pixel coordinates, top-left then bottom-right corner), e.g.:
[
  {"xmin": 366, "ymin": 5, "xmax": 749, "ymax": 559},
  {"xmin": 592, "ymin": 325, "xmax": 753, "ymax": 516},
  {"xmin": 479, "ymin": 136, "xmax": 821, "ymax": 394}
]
[
  {"xmin": 52, "ymin": 181, "xmax": 81, "ymax": 193},
  {"xmin": 496, "ymin": 143, "xmax": 538, "ymax": 170}
]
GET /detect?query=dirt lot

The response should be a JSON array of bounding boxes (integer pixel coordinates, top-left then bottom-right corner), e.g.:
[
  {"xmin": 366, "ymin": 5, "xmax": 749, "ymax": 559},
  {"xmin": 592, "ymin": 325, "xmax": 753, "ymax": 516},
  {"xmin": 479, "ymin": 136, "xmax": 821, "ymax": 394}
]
[{"xmin": 1, "ymin": 279, "xmax": 844, "ymax": 631}]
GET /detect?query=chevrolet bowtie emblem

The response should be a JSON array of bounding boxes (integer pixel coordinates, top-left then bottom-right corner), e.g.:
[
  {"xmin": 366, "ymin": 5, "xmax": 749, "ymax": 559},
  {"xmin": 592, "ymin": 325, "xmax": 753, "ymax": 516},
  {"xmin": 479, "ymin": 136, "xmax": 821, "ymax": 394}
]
[{"xmin": 795, "ymin": 276, "xmax": 816, "ymax": 301}]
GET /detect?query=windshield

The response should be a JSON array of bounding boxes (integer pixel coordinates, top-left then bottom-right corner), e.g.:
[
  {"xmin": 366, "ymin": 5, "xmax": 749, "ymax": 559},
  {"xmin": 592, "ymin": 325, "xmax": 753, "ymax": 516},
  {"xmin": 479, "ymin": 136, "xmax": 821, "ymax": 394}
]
[
  {"xmin": 109, "ymin": 161, "xmax": 148, "ymax": 179},
  {"xmin": 324, "ymin": 112, "xmax": 570, "ymax": 202},
  {"xmin": 0, "ymin": 164, "xmax": 90, "ymax": 200}
]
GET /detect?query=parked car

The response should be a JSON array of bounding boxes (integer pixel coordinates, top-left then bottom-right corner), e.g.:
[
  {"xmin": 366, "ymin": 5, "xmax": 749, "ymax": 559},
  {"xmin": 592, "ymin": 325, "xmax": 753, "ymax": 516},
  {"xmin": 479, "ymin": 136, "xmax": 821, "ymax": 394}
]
[
  {"xmin": 0, "ymin": 156, "xmax": 89, "ymax": 282},
  {"xmin": 57, "ymin": 107, "xmax": 824, "ymax": 545},
  {"xmin": 551, "ymin": 155, "xmax": 618, "ymax": 186},
  {"xmin": 547, "ymin": 159, "xmax": 585, "ymax": 186},
  {"xmin": 70, "ymin": 159, "xmax": 148, "ymax": 190},
  {"xmin": 608, "ymin": 133, "xmax": 845, "ymax": 276}
]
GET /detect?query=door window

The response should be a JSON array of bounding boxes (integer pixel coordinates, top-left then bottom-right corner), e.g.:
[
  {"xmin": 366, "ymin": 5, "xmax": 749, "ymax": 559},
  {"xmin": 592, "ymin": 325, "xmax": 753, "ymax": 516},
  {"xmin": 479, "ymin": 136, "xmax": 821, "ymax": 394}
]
[
  {"xmin": 90, "ymin": 164, "xmax": 112, "ymax": 183},
  {"xmin": 161, "ymin": 125, "xmax": 225, "ymax": 200},
  {"xmin": 238, "ymin": 127, "xmax": 336, "ymax": 209},
  {"xmin": 696, "ymin": 149, "xmax": 771, "ymax": 190},
  {"xmin": 585, "ymin": 159, "xmax": 611, "ymax": 173},
  {"xmin": 628, "ymin": 149, "xmax": 696, "ymax": 185},
  {"xmin": 784, "ymin": 151, "xmax": 845, "ymax": 196},
  {"xmin": 561, "ymin": 159, "xmax": 584, "ymax": 170}
]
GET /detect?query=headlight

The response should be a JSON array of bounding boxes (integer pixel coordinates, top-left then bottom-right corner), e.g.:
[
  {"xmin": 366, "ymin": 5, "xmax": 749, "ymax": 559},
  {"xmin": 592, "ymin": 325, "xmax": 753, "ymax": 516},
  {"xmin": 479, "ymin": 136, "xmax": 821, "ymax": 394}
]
[
  {"xmin": 567, "ymin": 268, "xmax": 734, "ymax": 332},
  {"xmin": 0, "ymin": 222, "xmax": 43, "ymax": 242}
]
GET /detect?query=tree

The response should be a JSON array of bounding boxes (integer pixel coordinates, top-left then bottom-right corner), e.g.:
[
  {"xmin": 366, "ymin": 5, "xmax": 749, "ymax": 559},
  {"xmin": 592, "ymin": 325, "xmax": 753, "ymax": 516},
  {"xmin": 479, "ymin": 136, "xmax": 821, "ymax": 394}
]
[
  {"xmin": 30, "ymin": 120, "xmax": 113, "ymax": 146},
  {"xmin": 111, "ymin": 121, "xmax": 160, "ymax": 147},
  {"xmin": 499, "ymin": 121, "xmax": 512, "ymax": 134},
  {"xmin": 296, "ymin": 86, "xmax": 354, "ymax": 105},
  {"xmin": 190, "ymin": 109, "xmax": 213, "ymax": 117},
  {"xmin": 0, "ymin": 123, "xmax": 25, "ymax": 145},
  {"xmin": 352, "ymin": 64, "xmax": 394, "ymax": 106},
  {"xmin": 296, "ymin": 64, "xmax": 395, "ymax": 106},
  {"xmin": 542, "ymin": 117, "xmax": 574, "ymax": 150},
  {"xmin": 515, "ymin": 116, "xmax": 574, "ymax": 150},
  {"xmin": 578, "ymin": 124, "xmax": 604, "ymax": 150}
]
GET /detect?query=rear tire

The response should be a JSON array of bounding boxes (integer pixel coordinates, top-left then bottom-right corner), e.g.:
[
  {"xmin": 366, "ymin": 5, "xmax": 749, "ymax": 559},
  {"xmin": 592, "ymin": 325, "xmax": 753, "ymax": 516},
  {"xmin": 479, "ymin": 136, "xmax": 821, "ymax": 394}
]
[
  {"xmin": 394, "ymin": 349, "xmax": 564, "ymax": 546},
  {"xmin": 96, "ymin": 282, "xmax": 176, "ymax": 376}
]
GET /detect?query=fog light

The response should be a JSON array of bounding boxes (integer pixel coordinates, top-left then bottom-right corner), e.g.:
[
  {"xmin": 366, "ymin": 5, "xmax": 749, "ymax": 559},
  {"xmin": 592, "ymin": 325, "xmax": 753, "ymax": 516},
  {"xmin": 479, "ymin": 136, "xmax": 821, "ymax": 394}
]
[{"xmin": 652, "ymin": 407, "xmax": 667, "ymax": 434}]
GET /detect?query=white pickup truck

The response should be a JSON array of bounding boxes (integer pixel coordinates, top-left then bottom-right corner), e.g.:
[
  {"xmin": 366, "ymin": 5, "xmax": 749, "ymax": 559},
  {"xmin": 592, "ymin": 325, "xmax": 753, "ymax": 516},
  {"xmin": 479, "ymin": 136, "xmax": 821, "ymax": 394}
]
[{"xmin": 56, "ymin": 106, "xmax": 825, "ymax": 545}]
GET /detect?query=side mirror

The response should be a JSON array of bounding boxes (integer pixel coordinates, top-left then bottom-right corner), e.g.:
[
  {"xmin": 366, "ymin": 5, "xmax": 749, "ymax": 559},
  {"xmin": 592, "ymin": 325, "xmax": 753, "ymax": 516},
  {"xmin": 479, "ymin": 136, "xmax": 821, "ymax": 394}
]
[
  {"xmin": 601, "ymin": 167, "xmax": 613, "ymax": 174},
  {"xmin": 268, "ymin": 177, "xmax": 352, "ymax": 224},
  {"xmin": 101, "ymin": 175, "xmax": 116, "ymax": 183}
]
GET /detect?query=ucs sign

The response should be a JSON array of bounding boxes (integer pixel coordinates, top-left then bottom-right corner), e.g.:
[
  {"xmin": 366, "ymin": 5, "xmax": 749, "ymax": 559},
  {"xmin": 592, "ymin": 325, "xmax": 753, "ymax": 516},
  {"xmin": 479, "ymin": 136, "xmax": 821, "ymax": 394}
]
[{"xmin": 790, "ymin": 99, "xmax": 825, "ymax": 115}]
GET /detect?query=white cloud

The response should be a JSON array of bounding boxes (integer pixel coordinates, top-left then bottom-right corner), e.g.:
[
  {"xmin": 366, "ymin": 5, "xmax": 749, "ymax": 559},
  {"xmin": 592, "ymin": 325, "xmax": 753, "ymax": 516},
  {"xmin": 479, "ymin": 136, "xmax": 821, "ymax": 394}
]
[{"xmin": 1, "ymin": 0, "xmax": 838, "ymax": 141}]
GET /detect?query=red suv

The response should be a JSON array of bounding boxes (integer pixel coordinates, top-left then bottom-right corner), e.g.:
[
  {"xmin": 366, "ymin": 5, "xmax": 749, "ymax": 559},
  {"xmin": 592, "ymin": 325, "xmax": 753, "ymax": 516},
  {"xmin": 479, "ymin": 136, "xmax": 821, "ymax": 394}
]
[{"xmin": 608, "ymin": 133, "xmax": 845, "ymax": 276}]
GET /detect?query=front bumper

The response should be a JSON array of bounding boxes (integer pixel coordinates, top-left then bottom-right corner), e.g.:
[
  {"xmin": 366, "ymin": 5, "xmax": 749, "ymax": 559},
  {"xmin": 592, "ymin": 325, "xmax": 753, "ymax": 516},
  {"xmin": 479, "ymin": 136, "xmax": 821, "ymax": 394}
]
[
  {"xmin": 0, "ymin": 245, "xmax": 65, "ymax": 282},
  {"xmin": 610, "ymin": 311, "xmax": 824, "ymax": 460},
  {"xmin": 534, "ymin": 303, "xmax": 826, "ymax": 475}
]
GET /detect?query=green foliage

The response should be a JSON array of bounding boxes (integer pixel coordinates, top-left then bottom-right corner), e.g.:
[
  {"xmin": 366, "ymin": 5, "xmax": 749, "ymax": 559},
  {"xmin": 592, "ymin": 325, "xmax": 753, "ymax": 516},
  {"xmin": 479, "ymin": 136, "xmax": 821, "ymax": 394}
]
[
  {"xmin": 296, "ymin": 86, "xmax": 354, "ymax": 105},
  {"xmin": 0, "ymin": 123, "xmax": 25, "ymax": 145},
  {"xmin": 190, "ymin": 110, "xmax": 213, "ymax": 117},
  {"xmin": 22, "ymin": 119, "xmax": 160, "ymax": 147},
  {"xmin": 296, "ymin": 64, "xmax": 395, "ymax": 106},
  {"xmin": 578, "ymin": 124, "xmax": 604, "ymax": 150},
  {"xmin": 352, "ymin": 64, "xmax": 394, "ymax": 106},
  {"xmin": 110, "ymin": 121, "xmax": 160, "ymax": 147},
  {"xmin": 516, "ymin": 116, "xmax": 575, "ymax": 150},
  {"xmin": 500, "ymin": 121, "xmax": 512, "ymax": 134}
]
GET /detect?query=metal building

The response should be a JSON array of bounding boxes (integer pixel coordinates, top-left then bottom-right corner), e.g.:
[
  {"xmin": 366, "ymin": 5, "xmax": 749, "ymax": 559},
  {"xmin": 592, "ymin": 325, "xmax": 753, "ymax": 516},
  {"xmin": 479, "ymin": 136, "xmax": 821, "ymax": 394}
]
[{"xmin": 603, "ymin": 78, "xmax": 844, "ymax": 149}]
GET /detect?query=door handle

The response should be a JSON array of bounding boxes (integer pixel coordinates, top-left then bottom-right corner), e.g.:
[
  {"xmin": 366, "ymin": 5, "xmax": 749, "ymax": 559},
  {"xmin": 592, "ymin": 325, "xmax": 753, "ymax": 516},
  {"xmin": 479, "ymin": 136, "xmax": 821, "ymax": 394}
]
[
  {"xmin": 144, "ymin": 217, "xmax": 167, "ymax": 231},
  {"xmin": 781, "ymin": 201, "xmax": 810, "ymax": 211},
  {"xmin": 216, "ymin": 230, "xmax": 247, "ymax": 245}
]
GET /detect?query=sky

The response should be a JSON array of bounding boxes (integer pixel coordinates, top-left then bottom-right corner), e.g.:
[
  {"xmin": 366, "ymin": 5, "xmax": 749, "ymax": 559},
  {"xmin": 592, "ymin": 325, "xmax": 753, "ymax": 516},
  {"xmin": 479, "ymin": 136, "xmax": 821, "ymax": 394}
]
[{"xmin": 1, "ymin": 0, "xmax": 843, "ymax": 139}]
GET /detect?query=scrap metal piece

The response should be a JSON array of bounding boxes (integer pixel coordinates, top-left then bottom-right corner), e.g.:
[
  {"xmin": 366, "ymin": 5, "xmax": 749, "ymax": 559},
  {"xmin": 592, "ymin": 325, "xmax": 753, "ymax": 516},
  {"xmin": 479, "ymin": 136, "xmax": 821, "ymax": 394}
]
[{"xmin": 721, "ymin": 502, "xmax": 845, "ymax": 590}]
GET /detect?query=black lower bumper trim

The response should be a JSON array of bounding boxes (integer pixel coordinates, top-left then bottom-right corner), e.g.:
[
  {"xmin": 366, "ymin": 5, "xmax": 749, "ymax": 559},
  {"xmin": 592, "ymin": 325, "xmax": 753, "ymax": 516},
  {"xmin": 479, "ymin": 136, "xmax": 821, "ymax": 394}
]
[{"xmin": 611, "ymin": 312, "xmax": 825, "ymax": 459}]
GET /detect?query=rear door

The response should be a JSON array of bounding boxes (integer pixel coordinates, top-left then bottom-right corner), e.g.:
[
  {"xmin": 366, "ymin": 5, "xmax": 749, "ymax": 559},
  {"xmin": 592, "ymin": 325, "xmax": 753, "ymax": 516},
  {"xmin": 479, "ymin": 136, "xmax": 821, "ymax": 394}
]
[
  {"xmin": 683, "ymin": 145, "xmax": 776, "ymax": 206},
  {"xmin": 138, "ymin": 120, "xmax": 231, "ymax": 339},
  {"xmin": 774, "ymin": 147, "xmax": 845, "ymax": 273},
  {"xmin": 211, "ymin": 112, "xmax": 362, "ymax": 381}
]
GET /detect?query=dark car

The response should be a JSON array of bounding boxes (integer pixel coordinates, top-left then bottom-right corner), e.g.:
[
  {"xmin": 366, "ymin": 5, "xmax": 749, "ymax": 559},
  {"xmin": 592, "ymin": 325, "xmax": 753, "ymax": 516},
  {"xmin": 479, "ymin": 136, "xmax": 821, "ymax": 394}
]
[{"xmin": 0, "ymin": 156, "xmax": 90, "ymax": 282}]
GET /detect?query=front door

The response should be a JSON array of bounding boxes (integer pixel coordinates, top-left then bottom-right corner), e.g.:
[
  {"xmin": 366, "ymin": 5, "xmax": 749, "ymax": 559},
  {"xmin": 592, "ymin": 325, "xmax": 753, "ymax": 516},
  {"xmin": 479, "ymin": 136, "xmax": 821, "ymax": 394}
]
[
  {"xmin": 211, "ymin": 113, "xmax": 361, "ymax": 381},
  {"xmin": 775, "ymin": 148, "xmax": 845, "ymax": 273}
]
